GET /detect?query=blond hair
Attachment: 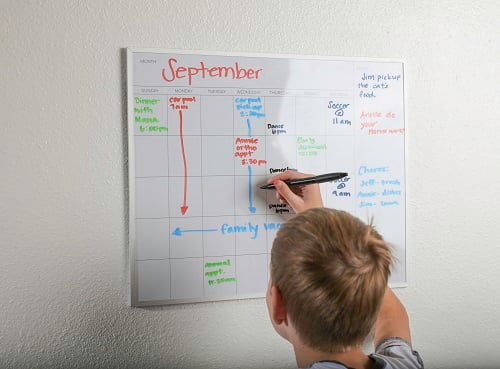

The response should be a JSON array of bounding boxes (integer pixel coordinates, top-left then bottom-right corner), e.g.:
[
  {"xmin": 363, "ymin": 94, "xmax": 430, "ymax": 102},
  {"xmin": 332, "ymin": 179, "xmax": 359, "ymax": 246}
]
[{"xmin": 270, "ymin": 208, "xmax": 393, "ymax": 352}]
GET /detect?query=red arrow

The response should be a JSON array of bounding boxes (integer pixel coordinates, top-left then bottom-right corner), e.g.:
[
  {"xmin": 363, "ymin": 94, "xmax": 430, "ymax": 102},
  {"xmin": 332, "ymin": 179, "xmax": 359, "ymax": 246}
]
[{"xmin": 179, "ymin": 110, "xmax": 188, "ymax": 215}]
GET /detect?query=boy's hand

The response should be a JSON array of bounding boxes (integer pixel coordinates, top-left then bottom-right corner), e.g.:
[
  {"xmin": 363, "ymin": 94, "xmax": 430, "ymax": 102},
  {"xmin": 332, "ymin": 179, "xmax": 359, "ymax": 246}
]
[{"xmin": 267, "ymin": 170, "xmax": 324, "ymax": 213}]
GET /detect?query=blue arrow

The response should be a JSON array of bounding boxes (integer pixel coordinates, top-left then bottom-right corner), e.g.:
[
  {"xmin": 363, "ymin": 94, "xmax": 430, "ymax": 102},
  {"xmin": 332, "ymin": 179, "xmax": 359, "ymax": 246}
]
[
  {"xmin": 248, "ymin": 165, "xmax": 256, "ymax": 213},
  {"xmin": 172, "ymin": 227, "xmax": 218, "ymax": 236},
  {"xmin": 246, "ymin": 118, "xmax": 252, "ymax": 137}
]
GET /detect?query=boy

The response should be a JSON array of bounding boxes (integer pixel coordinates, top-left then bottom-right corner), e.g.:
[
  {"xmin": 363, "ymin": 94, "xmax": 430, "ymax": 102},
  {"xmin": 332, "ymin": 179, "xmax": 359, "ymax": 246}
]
[{"xmin": 265, "ymin": 171, "xmax": 423, "ymax": 369}]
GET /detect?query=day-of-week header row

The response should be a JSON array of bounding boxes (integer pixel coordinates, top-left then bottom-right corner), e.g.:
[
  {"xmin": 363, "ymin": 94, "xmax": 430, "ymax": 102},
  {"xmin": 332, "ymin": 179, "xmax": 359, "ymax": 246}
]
[{"xmin": 135, "ymin": 86, "xmax": 350, "ymax": 98}]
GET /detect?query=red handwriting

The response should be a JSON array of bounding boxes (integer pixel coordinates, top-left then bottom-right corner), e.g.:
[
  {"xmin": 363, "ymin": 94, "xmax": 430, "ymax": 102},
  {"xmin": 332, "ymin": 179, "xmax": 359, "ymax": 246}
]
[
  {"xmin": 234, "ymin": 137, "xmax": 267, "ymax": 166},
  {"xmin": 234, "ymin": 137, "xmax": 258, "ymax": 159},
  {"xmin": 162, "ymin": 58, "xmax": 263, "ymax": 86},
  {"xmin": 360, "ymin": 111, "xmax": 397, "ymax": 130},
  {"xmin": 169, "ymin": 96, "xmax": 196, "ymax": 110}
]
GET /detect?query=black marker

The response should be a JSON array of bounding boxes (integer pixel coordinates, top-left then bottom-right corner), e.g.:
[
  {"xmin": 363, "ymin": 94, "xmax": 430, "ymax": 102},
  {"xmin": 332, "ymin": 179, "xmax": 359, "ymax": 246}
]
[{"xmin": 259, "ymin": 172, "xmax": 348, "ymax": 190}]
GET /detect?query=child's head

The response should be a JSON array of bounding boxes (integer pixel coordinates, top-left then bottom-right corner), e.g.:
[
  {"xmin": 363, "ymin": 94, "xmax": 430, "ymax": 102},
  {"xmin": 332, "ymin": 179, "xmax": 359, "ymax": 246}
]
[{"xmin": 268, "ymin": 207, "xmax": 393, "ymax": 353}]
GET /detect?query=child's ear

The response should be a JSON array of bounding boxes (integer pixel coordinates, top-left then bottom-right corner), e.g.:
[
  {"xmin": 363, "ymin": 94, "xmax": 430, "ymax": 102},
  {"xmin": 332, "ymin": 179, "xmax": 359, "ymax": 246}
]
[{"xmin": 268, "ymin": 285, "xmax": 288, "ymax": 326}]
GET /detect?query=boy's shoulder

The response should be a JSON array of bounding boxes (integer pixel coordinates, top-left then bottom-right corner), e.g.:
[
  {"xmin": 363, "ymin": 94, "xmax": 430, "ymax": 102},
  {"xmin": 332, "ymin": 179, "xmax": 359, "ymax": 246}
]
[
  {"xmin": 370, "ymin": 336, "xmax": 424, "ymax": 369},
  {"xmin": 308, "ymin": 337, "xmax": 423, "ymax": 369}
]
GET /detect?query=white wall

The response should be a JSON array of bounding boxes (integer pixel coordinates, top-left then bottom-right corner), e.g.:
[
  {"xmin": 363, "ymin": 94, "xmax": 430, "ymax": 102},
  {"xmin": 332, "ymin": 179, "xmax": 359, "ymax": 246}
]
[{"xmin": 2, "ymin": 1, "xmax": 500, "ymax": 368}]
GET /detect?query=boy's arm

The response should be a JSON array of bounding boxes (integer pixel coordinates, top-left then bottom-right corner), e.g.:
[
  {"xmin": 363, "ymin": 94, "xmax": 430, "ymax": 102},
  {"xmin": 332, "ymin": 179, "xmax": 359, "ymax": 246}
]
[{"xmin": 373, "ymin": 288, "xmax": 412, "ymax": 347}]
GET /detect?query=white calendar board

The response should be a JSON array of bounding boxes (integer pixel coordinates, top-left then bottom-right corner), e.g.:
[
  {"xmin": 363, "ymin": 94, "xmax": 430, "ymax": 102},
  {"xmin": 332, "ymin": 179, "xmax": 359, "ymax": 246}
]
[{"xmin": 127, "ymin": 49, "xmax": 406, "ymax": 306}]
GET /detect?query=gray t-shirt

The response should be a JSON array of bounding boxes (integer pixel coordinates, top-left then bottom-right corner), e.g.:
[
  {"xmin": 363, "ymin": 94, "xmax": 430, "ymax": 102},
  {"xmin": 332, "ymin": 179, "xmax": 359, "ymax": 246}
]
[{"xmin": 308, "ymin": 337, "xmax": 423, "ymax": 369}]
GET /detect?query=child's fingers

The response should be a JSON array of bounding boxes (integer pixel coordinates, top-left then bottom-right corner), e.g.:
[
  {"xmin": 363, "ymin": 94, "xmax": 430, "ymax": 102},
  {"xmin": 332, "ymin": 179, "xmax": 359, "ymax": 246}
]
[{"xmin": 274, "ymin": 180, "xmax": 303, "ymax": 212}]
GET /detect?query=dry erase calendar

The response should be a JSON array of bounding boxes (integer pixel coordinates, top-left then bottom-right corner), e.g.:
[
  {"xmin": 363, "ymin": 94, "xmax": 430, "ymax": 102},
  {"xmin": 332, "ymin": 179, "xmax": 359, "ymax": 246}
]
[{"xmin": 127, "ymin": 49, "xmax": 407, "ymax": 306}]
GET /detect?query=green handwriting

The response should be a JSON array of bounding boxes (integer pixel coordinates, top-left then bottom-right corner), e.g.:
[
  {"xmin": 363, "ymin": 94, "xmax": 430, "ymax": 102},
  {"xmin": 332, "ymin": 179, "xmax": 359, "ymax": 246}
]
[
  {"xmin": 207, "ymin": 277, "xmax": 236, "ymax": 286},
  {"xmin": 135, "ymin": 97, "xmax": 160, "ymax": 105},
  {"xmin": 205, "ymin": 259, "xmax": 231, "ymax": 268}
]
